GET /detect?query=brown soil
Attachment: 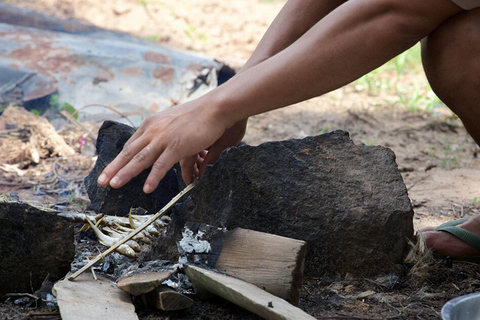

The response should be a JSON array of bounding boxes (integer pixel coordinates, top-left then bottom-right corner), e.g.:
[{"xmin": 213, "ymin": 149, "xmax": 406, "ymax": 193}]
[{"xmin": 2, "ymin": 1, "xmax": 480, "ymax": 319}]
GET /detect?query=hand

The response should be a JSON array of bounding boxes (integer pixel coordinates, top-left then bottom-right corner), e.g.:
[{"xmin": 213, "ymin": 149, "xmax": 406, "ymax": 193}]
[
  {"xmin": 97, "ymin": 96, "xmax": 229, "ymax": 193},
  {"xmin": 197, "ymin": 118, "xmax": 248, "ymax": 176}
]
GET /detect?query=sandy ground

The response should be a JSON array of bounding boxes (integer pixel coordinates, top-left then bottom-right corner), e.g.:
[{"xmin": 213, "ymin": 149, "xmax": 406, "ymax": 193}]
[{"xmin": 3, "ymin": 1, "xmax": 480, "ymax": 319}]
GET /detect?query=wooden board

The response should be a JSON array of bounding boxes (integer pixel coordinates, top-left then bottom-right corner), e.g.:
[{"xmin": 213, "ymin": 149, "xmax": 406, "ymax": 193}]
[
  {"xmin": 144, "ymin": 286, "xmax": 194, "ymax": 311},
  {"xmin": 209, "ymin": 228, "xmax": 306, "ymax": 305},
  {"xmin": 185, "ymin": 265, "xmax": 315, "ymax": 320},
  {"xmin": 117, "ymin": 270, "xmax": 174, "ymax": 296},
  {"xmin": 53, "ymin": 273, "xmax": 138, "ymax": 320}
]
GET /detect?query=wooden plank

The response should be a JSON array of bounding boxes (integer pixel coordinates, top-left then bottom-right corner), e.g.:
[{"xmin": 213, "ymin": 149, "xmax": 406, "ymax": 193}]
[
  {"xmin": 185, "ymin": 265, "xmax": 315, "ymax": 320},
  {"xmin": 144, "ymin": 286, "xmax": 194, "ymax": 311},
  {"xmin": 53, "ymin": 273, "xmax": 138, "ymax": 320},
  {"xmin": 208, "ymin": 228, "xmax": 306, "ymax": 305},
  {"xmin": 117, "ymin": 270, "xmax": 174, "ymax": 296}
]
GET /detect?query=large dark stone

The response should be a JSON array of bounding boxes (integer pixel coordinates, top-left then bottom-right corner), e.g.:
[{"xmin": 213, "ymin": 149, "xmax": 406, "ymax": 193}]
[
  {"xmin": 171, "ymin": 130, "xmax": 414, "ymax": 277},
  {"xmin": 84, "ymin": 120, "xmax": 183, "ymax": 216},
  {"xmin": 0, "ymin": 201, "xmax": 74, "ymax": 296}
]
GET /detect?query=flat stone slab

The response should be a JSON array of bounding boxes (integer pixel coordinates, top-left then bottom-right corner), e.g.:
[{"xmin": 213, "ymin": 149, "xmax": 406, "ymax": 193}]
[{"xmin": 172, "ymin": 130, "xmax": 414, "ymax": 277}]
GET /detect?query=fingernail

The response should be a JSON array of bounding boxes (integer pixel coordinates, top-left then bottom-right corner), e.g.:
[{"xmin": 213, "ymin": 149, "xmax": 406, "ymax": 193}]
[
  {"xmin": 111, "ymin": 176, "xmax": 120, "ymax": 187},
  {"xmin": 143, "ymin": 183, "xmax": 151, "ymax": 194},
  {"xmin": 98, "ymin": 173, "xmax": 107, "ymax": 185}
]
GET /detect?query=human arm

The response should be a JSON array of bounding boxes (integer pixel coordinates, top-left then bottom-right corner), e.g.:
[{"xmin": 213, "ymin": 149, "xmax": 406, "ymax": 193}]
[
  {"xmin": 98, "ymin": 0, "xmax": 463, "ymax": 193},
  {"xmin": 197, "ymin": 0, "xmax": 347, "ymax": 176}
]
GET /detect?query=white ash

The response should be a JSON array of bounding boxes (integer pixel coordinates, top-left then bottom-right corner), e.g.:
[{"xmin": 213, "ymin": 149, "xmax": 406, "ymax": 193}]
[
  {"xmin": 162, "ymin": 273, "xmax": 193, "ymax": 294},
  {"xmin": 177, "ymin": 227, "xmax": 211, "ymax": 255}
]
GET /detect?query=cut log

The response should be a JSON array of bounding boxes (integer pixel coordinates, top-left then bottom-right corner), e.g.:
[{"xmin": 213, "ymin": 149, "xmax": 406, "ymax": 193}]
[
  {"xmin": 208, "ymin": 228, "xmax": 306, "ymax": 305},
  {"xmin": 117, "ymin": 270, "xmax": 174, "ymax": 296},
  {"xmin": 184, "ymin": 265, "xmax": 315, "ymax": 320},
  {"xmin": 143, "ymin": 286, "xmax": 194, "ymax": 311},
  {"xmin": 53, "ymin": 273, "xmax": 138, "ymax": 320}
]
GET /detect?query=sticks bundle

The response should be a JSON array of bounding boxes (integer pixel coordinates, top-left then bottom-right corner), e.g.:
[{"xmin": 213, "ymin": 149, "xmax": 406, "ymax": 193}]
[{"xmin": 68, "ymin": 182, "xmax": 196, "ymax": 281}]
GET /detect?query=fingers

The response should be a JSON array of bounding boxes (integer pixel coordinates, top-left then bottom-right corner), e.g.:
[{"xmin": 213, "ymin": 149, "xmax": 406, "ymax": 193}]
[
  {"xmin": 145, "ymin": 149, "xmax": 183, "ymax": 193},
  {"xmin": 180, "ymin": 154, "xmax": 198, "ymax": 185},
  {"xmin": 97, "ymin": 126, "xmax": 146, "ymax": 187},
  {"xmin": 199, "ymin": 147, "xmax": 223, "ymax": 177},
  {"xmin": 98, "ymin": 140, "xmax": 159, "ymax": 189}
]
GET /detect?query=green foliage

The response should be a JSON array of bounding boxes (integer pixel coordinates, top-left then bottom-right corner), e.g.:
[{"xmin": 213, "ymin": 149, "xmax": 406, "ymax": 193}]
[
  {"xmin": 144, "ymin": 35, "xmax": 159, "ymax": 42},
  {"xmin": 49, "ymin": 93, "xmax": 78, "ymax": 119},
  {"xmin": 185, "ymin": 25, "xmax": 208, "ymax": 42},
  {"xmin": 29, "ymin": 109, "xmax": 40, "ymax": 116},
  {"xmin": 318, "ymin": 126, "xmax": 332, "ymax": 135},
  {"xmin": 361, "ymin": 133, "xmax": 378, "ymax": 146},
  {"xmin": 395, "ymin": 82, "xmax": 444, "ymax": 113},
  {"xmin": 353, "ymin": 43, "xmax": 444, "ymax": 114},
  {"xmin": 428, "ymin": 142, "xmax": 465, "ymax": 170},
  {"xmin": 49, "ymin": 93, "xmax": 59, "ymax": 106}
]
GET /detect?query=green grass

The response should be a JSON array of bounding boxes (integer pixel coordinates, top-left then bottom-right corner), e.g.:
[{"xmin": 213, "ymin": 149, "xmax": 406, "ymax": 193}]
[
  {"xmin": 185, "ymin": 25, "xmax": 208, "ymax": 43},
  {"xmin": 144, "ymin": 35, "xmax": 160, "ymax": 42},
  {"xmin": 473, "ymin": 197, "xmax": 479, "ymax": 206},
  {"xmin": 428, "ymin": 142, "xmax": 465, "ymax": 170},
  {"xmin": 353, "ymin": 43, "xmax": 446, "ymax": 114}
]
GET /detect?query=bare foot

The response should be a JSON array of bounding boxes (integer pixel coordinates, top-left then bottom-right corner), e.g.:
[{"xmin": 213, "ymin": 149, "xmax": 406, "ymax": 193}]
[{"xmin": 420, "ymin": 215, "xmax": 480, "ymax": 259}]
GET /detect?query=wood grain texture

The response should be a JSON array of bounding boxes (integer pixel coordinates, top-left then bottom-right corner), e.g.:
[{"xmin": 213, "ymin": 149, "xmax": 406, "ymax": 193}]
[
  {"xmin": 185, "ymin": 265, "xmax": 315, "ymax": 320},
  {"xmin": 54, "ymin": 273, "xmax": 138, "ymax": 320},
  {"xmin": 117, "ymin": 270, "xmax": 174, "ymax": 296},
  {"xmin": 144, "ymin": 286, "xmax": 194, "ymax": 311},
  {"xmin": 209, "ymin": 228, "xmax": 306, "ymax": 305}
]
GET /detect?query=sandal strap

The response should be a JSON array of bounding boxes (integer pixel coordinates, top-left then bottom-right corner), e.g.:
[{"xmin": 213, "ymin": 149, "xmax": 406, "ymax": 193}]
[
  {"xmin": 435, "ymin": 218, "xmax": 470, "ymax": 231},
  {"xmin": 437, "ymin": 225, "xmax": 480, "ymax": 252}
]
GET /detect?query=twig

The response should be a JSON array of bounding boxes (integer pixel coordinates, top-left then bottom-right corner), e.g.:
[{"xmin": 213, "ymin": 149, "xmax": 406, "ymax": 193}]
[
  {"xmin": 58, "ymin": 110, "xmax": 97, "ymax": 145},
  {"xmin": 68, "ymin": 181, "xmax": 197, "ymax": 281},
  {"xmin": 3, "ymin": 293, "xmax": 39, "ymax": 300},
  {"xmin": 28, "ymin": 311, "xmax": 61, "ymax": 316},
  {"xmin": 74, "ymin": 104, "xmax": 137, "ymax": 128},
  {"xmin": 52, "ymin": 157, "xmax": 85, "ymax": 183}
]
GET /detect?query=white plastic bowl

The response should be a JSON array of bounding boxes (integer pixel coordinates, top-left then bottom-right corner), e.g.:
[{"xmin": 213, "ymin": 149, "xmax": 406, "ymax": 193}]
[{"xmin": 442, "ymin": 292, "xmax": 480, "ymax": 320}]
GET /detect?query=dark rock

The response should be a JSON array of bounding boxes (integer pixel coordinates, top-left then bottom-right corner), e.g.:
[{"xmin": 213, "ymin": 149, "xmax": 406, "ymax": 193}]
[
  {"xmin": 170, "ymin": 130, "xmax": 414, "ymax": 277},
  {"xmin": 84, "ymin": 120, "xmax": 184, "ymax": 216},
  {"xmin": 0, "ymin": 201, "xmax": 74, "ymax": 296}
]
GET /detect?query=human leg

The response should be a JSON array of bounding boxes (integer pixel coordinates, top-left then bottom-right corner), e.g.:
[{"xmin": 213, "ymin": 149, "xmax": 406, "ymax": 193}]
[
  {"xmin": 421, "ymin": 8, "xmax": 480, "ymax": 258},
  {"xmin": 422, "ymin": 8, "xmax": 480, "ymax": 145}
]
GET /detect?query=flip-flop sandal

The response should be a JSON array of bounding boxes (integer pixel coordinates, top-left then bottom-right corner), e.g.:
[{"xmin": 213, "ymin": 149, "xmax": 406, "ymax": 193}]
[{"xmin": 433, "ymin": 218, "xmax": 480, "ymax": 264}]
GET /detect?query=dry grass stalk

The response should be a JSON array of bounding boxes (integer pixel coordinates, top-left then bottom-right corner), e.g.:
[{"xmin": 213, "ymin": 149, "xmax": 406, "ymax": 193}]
[{"xmin": 68, "ymin": 181, "xmax": 196, "ymax": 281}]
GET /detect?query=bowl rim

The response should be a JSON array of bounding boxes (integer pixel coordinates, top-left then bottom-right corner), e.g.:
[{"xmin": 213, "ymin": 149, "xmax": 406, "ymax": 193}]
[{"xmin": 442, "ymin": 292, "xmax": 480, "ymax": 320}]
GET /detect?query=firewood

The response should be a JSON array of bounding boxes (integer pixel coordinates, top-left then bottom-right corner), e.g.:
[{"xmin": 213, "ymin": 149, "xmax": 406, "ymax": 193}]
[
  {"xmin": 184, "ymin": 265, "xmax": 315, "ymax": 320},
  {"xmin": 68, "ymin": 181, "xmax": 196, "ymax": 281},
  {"xmin": 208, "ymin": 228, "xmax": 306, "ymax": 305},
  {"xmin": 143, "ymin": 286, "xmax": 194, "ymax": 311},
  {"xmin": 117, "ymin": 270, "xmax": 174, "ymax": 296},
  {"xmin": 53, "ymin": 273, "xmax": 138, "ymax": 320}
]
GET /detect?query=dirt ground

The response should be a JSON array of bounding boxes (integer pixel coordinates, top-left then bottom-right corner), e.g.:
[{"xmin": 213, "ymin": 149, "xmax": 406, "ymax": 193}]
[{"xmin": 2, "ymin": 0, "xmax": 480, "ymax": 319}]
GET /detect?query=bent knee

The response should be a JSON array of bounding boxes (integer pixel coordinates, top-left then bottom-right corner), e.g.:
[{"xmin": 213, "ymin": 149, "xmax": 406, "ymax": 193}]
[
  {"xmin": 422, "ymin": 8, "xmax": 480, "ymax": 78},
  {"xmin": 422, "ymin": 8, "xmax": 480, "ymax": 101}
]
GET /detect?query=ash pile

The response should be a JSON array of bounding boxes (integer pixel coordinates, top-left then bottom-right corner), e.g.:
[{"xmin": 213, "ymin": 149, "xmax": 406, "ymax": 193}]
[{"xmin": 1, "ymin": 117, "xmax": 413, "ymax": 319}]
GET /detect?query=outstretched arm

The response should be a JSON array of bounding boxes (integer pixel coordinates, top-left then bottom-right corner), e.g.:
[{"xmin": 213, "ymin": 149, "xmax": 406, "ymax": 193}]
[
  {"xmin": 197, "ymin": 0, "xmax": 346, "ymax": 177},
  {"xmin": 98, "ymin": 0, "xmax": 462, "ymax": 193}
]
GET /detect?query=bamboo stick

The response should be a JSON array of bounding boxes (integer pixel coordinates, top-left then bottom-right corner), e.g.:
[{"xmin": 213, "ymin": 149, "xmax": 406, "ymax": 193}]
[{"xmin": 68, "ymin": 181, "xmax": 196, "ymax": 281}]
